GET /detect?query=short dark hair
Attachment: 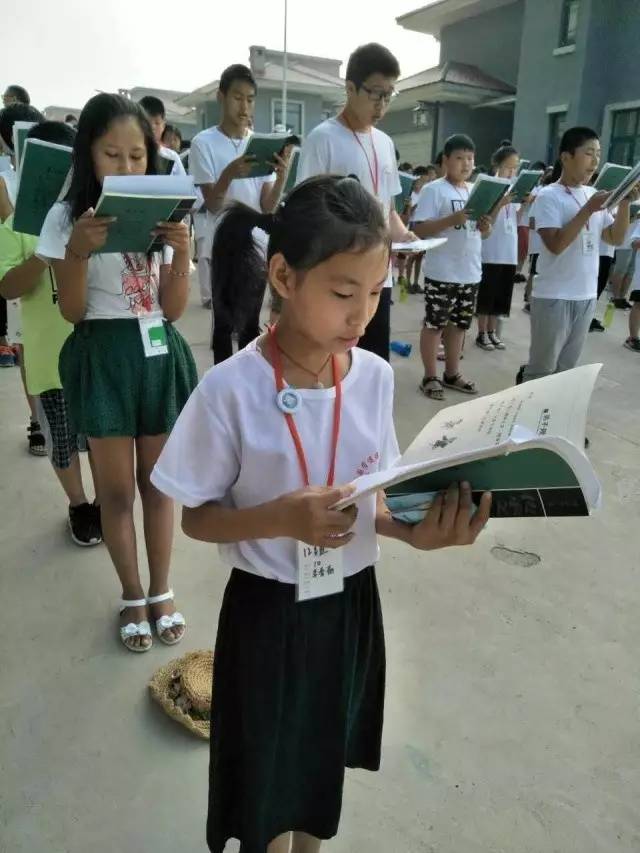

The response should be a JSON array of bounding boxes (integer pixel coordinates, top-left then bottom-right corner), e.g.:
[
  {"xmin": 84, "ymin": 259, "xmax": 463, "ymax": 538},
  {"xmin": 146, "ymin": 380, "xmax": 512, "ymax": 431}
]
[
  {"xmin": 399, "ymin": 161, "xmax": 413, "ymax": 172},
  {"xmin": 443, "ymin": 134, "xmax": 475, "ymax": 156},
  {"xmin": 560, "ymin": 126, "xmax": 599, "ymax": 155},
  {"xmin": 138, "ymin": 95, "xmax": 165, "ymax": 119},
  {"xmin": 27, "ymin": 120, "xmax": 76, "ymax": 147},
  {"xmin": 413, "ymin": 165, "xmax": 430, "ymax": 176},
  {"xmin": 64, "ymin": 114, "xmax": 77, "ymax": 123},
  {"xmin": 162, "ymin": 123, "xmax": 182, "ymax": 142},
  {"xmin": 5, "ymin": 85, "xmax": 30, "ymax": 105},
  {"xmin": 345, "ymin": 43, "xmax": 400, "ymax": 88},
  {"xmin": 492, "ymin": 142, "xmax": 518, "ymax": 168},
  {"xmin": 0, "ymin": 103, "xmax": 44, "ymax": 151},
  {"xmin": 219, "ymin": 64, "xmax": 257, "ymax": 95},
  {"xmin": 530, "ymin": 160, "xmax": 547, "ymax": 171},
  {"xmin": 212, "ymin": 175, "xmax": 389, "ymax": 330}
]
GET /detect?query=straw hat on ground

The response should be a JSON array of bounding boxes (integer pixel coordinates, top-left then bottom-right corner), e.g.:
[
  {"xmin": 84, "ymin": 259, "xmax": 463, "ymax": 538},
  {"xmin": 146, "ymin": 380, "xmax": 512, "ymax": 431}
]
[{"xmin": 148, "ymin": 649, "xmax": 213, "ymax": 739}]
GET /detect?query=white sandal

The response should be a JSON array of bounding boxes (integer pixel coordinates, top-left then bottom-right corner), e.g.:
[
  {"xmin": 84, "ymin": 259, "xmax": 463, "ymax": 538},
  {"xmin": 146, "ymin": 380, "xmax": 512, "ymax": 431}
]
[
  {"xmin": 147, "ymin": 589, "xmax": 186, "ymax": 646},
  {"xmin": 119, "ymin": 597, "xmax": 152, "ymax": 653}
]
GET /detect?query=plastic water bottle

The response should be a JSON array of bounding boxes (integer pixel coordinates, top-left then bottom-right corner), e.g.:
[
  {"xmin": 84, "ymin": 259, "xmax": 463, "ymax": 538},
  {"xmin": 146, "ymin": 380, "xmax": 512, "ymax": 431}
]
[
  {"xmin": 603, "ymin": 301, "xmax": 616, "ymax": 328},
  {"xmin": 390, "ymin": 340, "xmax": 412, "ymax": 357}
]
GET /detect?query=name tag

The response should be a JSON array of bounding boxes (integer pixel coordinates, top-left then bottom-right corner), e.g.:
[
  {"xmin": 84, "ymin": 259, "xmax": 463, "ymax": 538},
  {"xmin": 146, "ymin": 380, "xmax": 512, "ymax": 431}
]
[
  {"xmin": 582, "ymin": 231, "xmax": 595, "ymax": 256},
  {"xmin": 504, "ymin": 216, "xmax": 515, "ymax": 235},
  {"xmin": 296, "ymin": 542, "xmax": 344, "ymax": 602},
  {"xmin": 138, "ymin": 316, "xmax": 168, "ymax": 357}
]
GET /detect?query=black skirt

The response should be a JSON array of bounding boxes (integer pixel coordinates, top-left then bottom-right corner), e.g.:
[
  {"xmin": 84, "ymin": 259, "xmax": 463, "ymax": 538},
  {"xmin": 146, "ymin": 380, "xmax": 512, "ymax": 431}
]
[
  {"xmin": 476, "ymin": 263, "xmax": 517, "ymax": 316},
  {"xmin": 207, "ymin": 566, "xmax": 386, "ymax": 853}
]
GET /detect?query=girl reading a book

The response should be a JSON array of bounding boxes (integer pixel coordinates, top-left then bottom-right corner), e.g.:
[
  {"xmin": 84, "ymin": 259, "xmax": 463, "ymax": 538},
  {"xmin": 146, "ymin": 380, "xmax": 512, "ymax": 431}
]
[
  {"xmin": 151, "ymin": 174, "xmax": 492, "ymax": 853},
  {"xmin": 37, "ymin": 93, "xmax": 197, "ymax": 652}
]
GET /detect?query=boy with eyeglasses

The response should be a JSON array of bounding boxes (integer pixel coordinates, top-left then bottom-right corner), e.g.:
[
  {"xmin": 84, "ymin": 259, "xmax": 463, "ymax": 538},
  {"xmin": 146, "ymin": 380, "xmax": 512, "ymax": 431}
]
[{"xmin": 296, "ymin": 42, "xmax": 416, "ymax": 361}]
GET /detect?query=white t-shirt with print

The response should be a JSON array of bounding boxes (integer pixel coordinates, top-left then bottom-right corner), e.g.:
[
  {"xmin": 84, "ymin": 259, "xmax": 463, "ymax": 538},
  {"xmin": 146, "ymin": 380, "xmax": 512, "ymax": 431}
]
[
  {"xmin": 37, "ymin": 202, "xmax": 173, "ymax": 321},
  {"xmin": 533, "ymin": 183, "xmax": 615, "ymax": 301},
  {"xmin": 151, "ymin": 341, "xmax": 400, "ymax": 584},
  {"xmin": 296, "ymin": 117, "xmax": 402, "ymax": 287},
  {"xmin": 413, "ymin": 177, "xmax": 482, "ymax": 284},
  {"xmin": 481, "ymin": 202, "xmax": 520, "ymax": 266},
  {"xmin": 188, "ymin": 126, "xmax": 275, "ymax": 250}
]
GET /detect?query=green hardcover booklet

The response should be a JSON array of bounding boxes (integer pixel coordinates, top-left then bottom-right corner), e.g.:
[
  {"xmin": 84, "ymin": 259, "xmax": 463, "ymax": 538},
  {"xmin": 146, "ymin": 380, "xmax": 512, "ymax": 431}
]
[
  {"xmin": 464, "ymin": 174, "xmax": 511, "ymax": 220},
  {"xmin": 517, "ymin": 159, "xmax": 531, "ymax": 174},
  {"xmin": 509, "ymin": 169, "xmax": 543, "ymax": 203},
  {"xmin": 243, "ymin": 132, "xmax": 300, "ymax": 179},
  {"xmin": 284, "ymin": 148, "xmax": 300, "ymax": 194},
  {"xmin": 605, "ymin": 159, "xmax": 640, "ymax": 209},
  {"xmin": 335, "ymin": 364, "xmax": 602, "ymax": 519},
  {"xmin": 93, "ymin": 175, "xmax": 197, "ymax": 254},
  {"xmin": 595, "ymin": 162, "xmax": 631, "ymax": 192},
  {"xmin": 12, "ymin": 139, "xmax": 72, "ymax": 236},
  {"xmin": 12, "ymin": 121, "xmax": 38, "ymax": 175},
  {"xmin": 394, "ymin": 171, "xmax": 415, "ymax": 213}
]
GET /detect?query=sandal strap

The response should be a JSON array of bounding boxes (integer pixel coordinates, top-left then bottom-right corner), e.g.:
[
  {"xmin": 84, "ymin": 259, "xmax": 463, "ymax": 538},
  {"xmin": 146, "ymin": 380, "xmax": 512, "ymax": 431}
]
[
  {"xmin": 147, "ymin": 589, "xmax": 175, "ymax": 605},
  {"xmin": 156, "ymin": 612, "xmax": 186, "ymax": 633},
  {"xmin": 120, "ymin": 620, "xmax": 152, "ymax": 639},
  {"xmin": 119, "ymin": 597, "xmax": 148, "ymax": 611}
]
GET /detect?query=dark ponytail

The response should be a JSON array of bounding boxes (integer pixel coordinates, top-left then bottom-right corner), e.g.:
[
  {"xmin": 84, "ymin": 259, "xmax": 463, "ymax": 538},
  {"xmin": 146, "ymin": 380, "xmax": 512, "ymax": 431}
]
[
  {"xmin": 211, "ymin": 175, "xmax": 390, "ymax": 330},
  {"xmin": 491, "ymin": 141, "xmax": 518, "ymax": 174},
  {"xmin": 546, "ymin": 159, "xmax": 562, "ymax": 184}
]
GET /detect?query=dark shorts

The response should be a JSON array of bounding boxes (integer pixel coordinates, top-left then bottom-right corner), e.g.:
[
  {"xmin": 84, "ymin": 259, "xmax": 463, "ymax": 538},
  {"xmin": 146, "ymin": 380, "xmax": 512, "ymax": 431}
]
[
  {"xmin": 529, "ymin": 253, "xmax": 539, "ymax": 277},
  {"xmin": 630, "ymin": 289, "xmax": 640, "ymax": 303},
  {"xmin": 476, "ymin": 263, "xmax": 516, "ymax": 316},
  {"xmin": 38, "ymin": 388, "xmax": 78, "ymax": 469},
  {"xmin": 423, "ymin": 279, "xmax": 477, "ymax": 330},
  {"xmin": 59, "ymin": 319, "xmax": 197, "ymax": 438},
  {"xmin": 207, "ymin": 566, "xmax": 385, "ymax": 853}
]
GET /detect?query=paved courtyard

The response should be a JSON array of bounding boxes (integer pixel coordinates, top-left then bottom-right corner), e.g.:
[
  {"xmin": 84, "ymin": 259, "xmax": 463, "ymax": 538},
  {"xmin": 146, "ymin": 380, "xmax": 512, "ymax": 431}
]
[{"xmin": 1, "ymin": 279, "xmax": 639, "ymax": 852}]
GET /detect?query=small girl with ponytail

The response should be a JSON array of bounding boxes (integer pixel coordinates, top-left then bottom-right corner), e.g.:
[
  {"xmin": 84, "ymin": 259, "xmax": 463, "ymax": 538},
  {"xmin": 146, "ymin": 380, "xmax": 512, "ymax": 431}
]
[{"xmin": 152, "ymin": 175, "xmax": 491, "ymax": 853}]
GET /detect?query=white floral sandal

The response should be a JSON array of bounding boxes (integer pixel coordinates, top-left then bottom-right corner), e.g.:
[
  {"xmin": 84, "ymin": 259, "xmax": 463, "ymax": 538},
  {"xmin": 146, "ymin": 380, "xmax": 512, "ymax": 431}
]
[
  {"xmin": 119, "ymin": 597, "xmax": 153, "ymax": 653},
  {"xmin": 147, "ymin": 589, "xmax": 186, "ymax": 646}
]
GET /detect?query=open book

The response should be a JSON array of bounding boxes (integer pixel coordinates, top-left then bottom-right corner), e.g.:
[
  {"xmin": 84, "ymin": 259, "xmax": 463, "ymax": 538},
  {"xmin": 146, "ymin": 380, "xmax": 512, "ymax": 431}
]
[
  {"xmin": 335, "ymin": 364, "xmax": 602, "ymax": 519},
  {"xmin": 243, "ymin": 132, "xmax": 300, "ymax": 179},
  {"xmin": 606, "ymin": 159, "xmax": 640, "ymax": 209},
  {"xmin": 509, "ymin": 169, "xmax": 543, "ymax": 203},
  {"xmin": 391, "ymin": 238, "xmax": 447, "ymax": 253},
  {"xmin": 594, "ymin": 162, "xmax": 631, "ymax": 192},
  {"xmin": 94, "ymin": 175, "xmax": 197, "ymax": 254},
  {"xmin": 12, "ymin": 138, "xmax": 72, "ymax": 236},
  {"xmin": 464, "ymin": 174, "xmax": 511, "ymax": 220},
  {"xmin": 284, "ymin": 148, "xmax": 300, "ymax": 194}
]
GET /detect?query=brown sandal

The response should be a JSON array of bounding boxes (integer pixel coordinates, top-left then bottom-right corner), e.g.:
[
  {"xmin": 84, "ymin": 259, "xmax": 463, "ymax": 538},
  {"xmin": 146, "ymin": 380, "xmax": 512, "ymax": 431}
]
[
  {"xmin": 419, "ymin": 376, "xmax": 445, "ymax": 400},
  {"xmin": 442, "ymin": 373, "xmax": 478, "ymax": 395}
]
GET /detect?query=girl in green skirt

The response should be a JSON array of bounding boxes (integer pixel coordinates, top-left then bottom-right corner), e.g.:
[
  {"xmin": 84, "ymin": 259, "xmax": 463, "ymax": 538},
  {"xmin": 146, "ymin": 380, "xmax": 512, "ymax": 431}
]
[
  {"xmin": 37, "ymin": 94, "xmax": 197, "ymax": 652},
  {"xmin": 152, "ymin": 176, "xmax": 492, "ymax": 851}
]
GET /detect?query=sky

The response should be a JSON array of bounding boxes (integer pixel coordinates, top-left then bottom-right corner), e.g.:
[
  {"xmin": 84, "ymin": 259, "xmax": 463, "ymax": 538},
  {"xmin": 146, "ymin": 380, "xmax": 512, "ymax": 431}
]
[{"xmin": 2, "ymin": 0, "xmax": 440, "ymax": 111}]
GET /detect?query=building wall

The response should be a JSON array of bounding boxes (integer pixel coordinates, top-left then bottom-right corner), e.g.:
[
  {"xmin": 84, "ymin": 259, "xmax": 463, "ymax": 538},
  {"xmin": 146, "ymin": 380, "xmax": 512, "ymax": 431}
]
[
  {"xmin": 437, "ymin": 102, "xmax": 514, "ymax": 166},
  {"xmin": 439, "ymin": 0, "xmax": 525, "ymax": 86},
  {"xmin": 196, "ymin": 90, "xmax": 330, "ymax": 136}
]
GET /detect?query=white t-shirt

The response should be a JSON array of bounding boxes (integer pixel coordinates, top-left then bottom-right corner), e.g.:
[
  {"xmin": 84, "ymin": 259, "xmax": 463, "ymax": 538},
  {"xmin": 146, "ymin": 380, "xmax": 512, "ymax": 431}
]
[
  {"xmin": 159, "ymin": 145, "xmax": 187, "ymax": 176},
  {"xmin": 528, "ymin": 186, "xmax": 543, "ymax": 255},
  {"xmin": 0, "ymin": 168, "xmax": 17, "ymax": 207},
  {"xmin": 296, "ymin": 117, "xmax": 402, "ymax": 287},
  {"xmin": 151, "ymin": 341, "xmax": 400, "ymax": 584},
  {"xmin": 413, "ymin": 177, "xmax": 482, "ymax": 284},
  {"xmin": 533, "ymin": 184, "xmax": 615, "ymax": 301},
  {"xmin": 627, "ymin": 221, "xmax": 640, "ymax": 290},
  {"xmin": 37, "ymin": 202, "xmax": 173, "ymax": 321},
  {"xmin": 481, "ymin": 202, "xmax": 520, "ymax": 266},
  {"xmin": 189, "ymin": 126, "xmax": 275, "ymax": 249}
]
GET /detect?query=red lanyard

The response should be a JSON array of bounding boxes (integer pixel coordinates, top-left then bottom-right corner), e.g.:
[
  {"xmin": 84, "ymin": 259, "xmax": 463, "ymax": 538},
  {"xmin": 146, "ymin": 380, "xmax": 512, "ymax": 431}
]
[
  {"xmin": 268, "ymin": 327, "xmax": 342, "ymax": 487},
  {"xmin": 342, "ymin": 115, "xmax": 379, "ymax": 195},
  {"xmin": 563, "ymin": 184, "xmax": 591, "ymax": 230}
]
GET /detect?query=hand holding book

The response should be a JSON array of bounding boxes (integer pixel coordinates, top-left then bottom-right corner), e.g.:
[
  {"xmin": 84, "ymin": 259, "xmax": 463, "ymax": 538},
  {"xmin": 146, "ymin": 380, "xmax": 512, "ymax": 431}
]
[
  {"xmin": 151, "ymin": 220, "xmax": 190, "ymax": 254},
  {"xmin": 223, "ymin": 154, "xmax": 259, "ymax": 181},
  {"xmin": 67, "ymin": 207, "xmax": 116, "ymax": 258},
  {"xmin": 404, "ymin": 482, "xmax": 492, "ymax": 550}
]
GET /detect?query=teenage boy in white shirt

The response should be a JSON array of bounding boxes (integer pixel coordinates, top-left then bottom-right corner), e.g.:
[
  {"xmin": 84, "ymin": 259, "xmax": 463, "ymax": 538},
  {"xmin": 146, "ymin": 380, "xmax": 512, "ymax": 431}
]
[
  {"xmin": 189, "ymin": 65, "xmax": 290, "ymax": 359},
  {"xmin": 412, "ymin": 133, "xmax": 492, "ymax": 400},
  {"xmin": 138, "ymin": 96, "xmax": 187, "ymax": 177},
  {"xmin": 296, "ymin": 42, "xmax": 416, "ymax": 361},
  {"xmin": 520, "ymin": 127, "xmax": 636, "ymax": 382}
]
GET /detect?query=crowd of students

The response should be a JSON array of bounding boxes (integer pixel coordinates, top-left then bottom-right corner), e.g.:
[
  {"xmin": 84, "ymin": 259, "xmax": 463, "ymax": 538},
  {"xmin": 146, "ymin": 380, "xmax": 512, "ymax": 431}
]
[{"xmin": 0, "ymin": 41, "xmax": 638, "ymax": 853}]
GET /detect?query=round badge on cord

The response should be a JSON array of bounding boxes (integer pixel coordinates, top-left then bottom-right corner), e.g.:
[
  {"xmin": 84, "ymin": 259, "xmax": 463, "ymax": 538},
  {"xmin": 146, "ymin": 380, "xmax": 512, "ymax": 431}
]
[{"xmin": 276, "ymin": 388, "xmax": 302, "ymax": 414}]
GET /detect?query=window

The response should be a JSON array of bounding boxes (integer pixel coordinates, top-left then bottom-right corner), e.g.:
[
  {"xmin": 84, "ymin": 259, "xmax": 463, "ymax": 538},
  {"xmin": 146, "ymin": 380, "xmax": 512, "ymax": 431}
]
[
  {"xmin": 271, "ymin": 99, "xmax": 304, "ymax": 135},
  {"xmin": 547, "ymin": 111, "xmax": 567, "ymax": 164},
  {"xmin": 608, "ymin": 108, "xmax": 640, "ymax": 166},
  {"xmin": 559, "ymin": 0, "xmax": 580, "ymax": 47}
]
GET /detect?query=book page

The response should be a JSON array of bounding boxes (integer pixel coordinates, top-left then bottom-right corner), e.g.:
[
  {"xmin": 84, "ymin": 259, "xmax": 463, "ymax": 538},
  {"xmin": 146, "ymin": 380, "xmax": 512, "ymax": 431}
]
[{"xmin": 101, "ymin": 174, "xmax": 196, "ymax": 199}]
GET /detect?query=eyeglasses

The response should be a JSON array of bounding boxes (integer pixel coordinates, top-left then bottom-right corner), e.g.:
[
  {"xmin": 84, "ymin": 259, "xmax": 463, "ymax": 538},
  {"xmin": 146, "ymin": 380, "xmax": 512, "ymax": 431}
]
[{"xmin": 360, "ymin": 85, "xmax": 397, "ymax": 105}]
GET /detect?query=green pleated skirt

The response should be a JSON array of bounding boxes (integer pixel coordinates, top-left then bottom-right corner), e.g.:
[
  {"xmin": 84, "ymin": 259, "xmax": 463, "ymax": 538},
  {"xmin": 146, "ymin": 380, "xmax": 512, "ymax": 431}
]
[{"xmin": 59, "ymin": 318, "xmax": 197, "ymax": 438}]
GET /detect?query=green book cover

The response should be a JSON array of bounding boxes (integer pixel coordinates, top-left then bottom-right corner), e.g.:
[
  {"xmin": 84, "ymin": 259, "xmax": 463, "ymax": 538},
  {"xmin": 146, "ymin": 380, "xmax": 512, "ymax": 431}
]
[
  {"xmin": 465, "ymin": 175, "xmax": 510, "ymax": 220},
  {"xmin": 94, "ymin": 194, "xmax": 194, "ymax": 253},
  {"xmin": 517, "ymin": 159, "xmax": 531, "ymax": 174},
  {"xmin": 243, "ymin": 133, "xmax": 300, "ymax": 179},
  {"xmin": 12, "ymin": 121, "xmax": 38, "ymax": 175},
  {"xmin": 509, "ymin": 169, "xmax": 543, "ymax": 203},
  {"xmin": 284, "ymin": 148, "xmax": 300, "ymax": 194},
  {"xmin": 12, "ymin": 139, "xmax": 72, "ymax": 236},
  {"xmin": 395, "ymin": 171, "xmax": 414, "ymax": 213},
  {"xmin": 595, "ymin": 163, "xmax": 632, "ymax": 192}
]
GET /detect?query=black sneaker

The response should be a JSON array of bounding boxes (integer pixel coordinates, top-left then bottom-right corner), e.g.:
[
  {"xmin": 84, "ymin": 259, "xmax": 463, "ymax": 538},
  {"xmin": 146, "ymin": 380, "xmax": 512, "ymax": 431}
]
[
  {"xmin": 68, "ymin": 502, "xmax": 103, "ymax": 547},
  {"xmin": 27, "ymin": 420, "xmax": 47, "ymax": 456},
  {"xmin": 589, "ymin": 318, "xmax": 605, "ymax": 332},
  {"xmin": 90, "ymin": 502, "xmax": 103, "ymax": 539},
  {"xmin": 475, "ymin": 332, "xmax": 495, "ymax": 351},
  {"xmin": 514, "ymin": 273, "xmax": 526, "ymax": 283},
  {"xmin": 613, "ymin": 298, "xmax": 632, "ymax": 310},
  {"xmin": 624, "ymin": 337, "xmax": 640, "ymax": 352}
]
